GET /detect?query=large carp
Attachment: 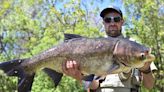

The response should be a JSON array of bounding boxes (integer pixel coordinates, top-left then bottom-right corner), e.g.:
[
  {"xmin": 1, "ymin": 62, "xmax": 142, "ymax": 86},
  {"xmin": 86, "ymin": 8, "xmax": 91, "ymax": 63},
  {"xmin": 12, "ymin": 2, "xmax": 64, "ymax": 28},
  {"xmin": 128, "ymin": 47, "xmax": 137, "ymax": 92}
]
[{"xmin": 0, "ymin": 34, "xmax": 155, "ymax": 92}]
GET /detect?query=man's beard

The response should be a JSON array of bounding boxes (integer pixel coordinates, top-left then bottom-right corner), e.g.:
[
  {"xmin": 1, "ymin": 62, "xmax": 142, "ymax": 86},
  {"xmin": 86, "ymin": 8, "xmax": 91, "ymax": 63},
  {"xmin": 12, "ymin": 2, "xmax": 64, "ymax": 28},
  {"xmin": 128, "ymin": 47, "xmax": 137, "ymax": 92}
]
[{"xmin": 106, "ymin": 30, "xmax": 122, "ymax": 37}]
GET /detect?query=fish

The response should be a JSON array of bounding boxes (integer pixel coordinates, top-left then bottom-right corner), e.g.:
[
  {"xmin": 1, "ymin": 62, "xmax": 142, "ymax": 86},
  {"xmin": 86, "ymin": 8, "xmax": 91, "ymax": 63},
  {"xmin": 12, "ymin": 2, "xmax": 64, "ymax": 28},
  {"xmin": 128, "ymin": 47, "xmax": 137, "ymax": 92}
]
[{"xmin": 0, "ymin": 34, "xmax": 155, "ymax": 92}]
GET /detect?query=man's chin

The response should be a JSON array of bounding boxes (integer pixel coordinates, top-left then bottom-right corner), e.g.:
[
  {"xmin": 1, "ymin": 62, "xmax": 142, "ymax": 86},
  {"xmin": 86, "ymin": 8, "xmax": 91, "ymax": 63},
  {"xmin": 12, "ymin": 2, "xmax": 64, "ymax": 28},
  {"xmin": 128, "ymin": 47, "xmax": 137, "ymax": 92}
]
[
  {"xmin": 111, "ymin": 35, "xmax": 119, "ymax": 37},
  {"xmin": 107, "ymin": 34, "xmax": 118, "ymax": 37},
  {"xmin": 107, "ymin": 33, "xmax": 120, "ymax": 37}
]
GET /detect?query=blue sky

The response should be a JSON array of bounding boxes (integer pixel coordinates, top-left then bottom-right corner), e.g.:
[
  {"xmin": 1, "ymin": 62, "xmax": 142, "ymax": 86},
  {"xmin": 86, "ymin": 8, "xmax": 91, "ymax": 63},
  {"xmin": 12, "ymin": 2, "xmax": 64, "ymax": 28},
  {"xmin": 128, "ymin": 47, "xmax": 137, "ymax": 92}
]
[{"xmin": 55, "ymin": 0, "xmax": 125, "ymax": 16}]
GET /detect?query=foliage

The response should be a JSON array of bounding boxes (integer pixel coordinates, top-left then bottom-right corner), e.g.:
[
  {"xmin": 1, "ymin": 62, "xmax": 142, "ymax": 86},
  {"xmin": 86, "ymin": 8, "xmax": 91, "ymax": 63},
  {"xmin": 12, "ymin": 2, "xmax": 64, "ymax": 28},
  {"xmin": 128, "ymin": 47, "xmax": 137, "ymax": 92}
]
[
  {"xmin": 124, "ymin": 0, "xmax": 164, "ymax": 91},
  {"xmin": 0, "ymin": 0, "xmax": 163, "ymax": 92},
  {"xmin": 0, "ymin": 0, "xmax": 104, "ymax": 92}
]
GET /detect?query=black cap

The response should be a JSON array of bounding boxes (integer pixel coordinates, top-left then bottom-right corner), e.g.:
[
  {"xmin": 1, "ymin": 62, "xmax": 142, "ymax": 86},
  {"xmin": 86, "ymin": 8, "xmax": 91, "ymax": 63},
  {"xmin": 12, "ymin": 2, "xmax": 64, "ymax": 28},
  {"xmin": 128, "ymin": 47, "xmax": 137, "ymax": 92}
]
[{"xmin": 100, "ymin": 6, "xmax": 122, "ymax": 18}]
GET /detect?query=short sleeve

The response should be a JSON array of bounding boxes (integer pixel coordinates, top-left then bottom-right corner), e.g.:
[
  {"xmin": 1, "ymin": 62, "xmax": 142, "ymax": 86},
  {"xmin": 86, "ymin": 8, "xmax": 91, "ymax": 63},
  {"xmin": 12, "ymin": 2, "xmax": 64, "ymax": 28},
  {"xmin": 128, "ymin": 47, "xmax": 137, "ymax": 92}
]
[{"xmin": 150, "ymin": 62, "xmax": 157, "ymax": 71}]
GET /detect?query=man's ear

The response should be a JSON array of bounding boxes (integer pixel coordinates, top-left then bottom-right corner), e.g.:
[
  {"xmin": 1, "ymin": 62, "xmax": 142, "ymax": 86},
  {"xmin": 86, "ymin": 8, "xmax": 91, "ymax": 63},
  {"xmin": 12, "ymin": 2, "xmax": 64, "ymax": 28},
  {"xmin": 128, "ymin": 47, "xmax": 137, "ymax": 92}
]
[{"xmin": 103, "ymin": 21, "xmax": 105, "ymax": 25}]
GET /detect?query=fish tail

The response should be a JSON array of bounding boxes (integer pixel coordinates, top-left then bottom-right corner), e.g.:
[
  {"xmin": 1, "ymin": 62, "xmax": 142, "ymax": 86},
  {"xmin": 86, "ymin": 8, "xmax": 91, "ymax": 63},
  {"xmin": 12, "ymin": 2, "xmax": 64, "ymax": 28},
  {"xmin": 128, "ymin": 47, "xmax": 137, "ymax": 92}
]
[
  {"xmin": 0, "ymin": 59, "xmax": 35, "ymax": 92},
  {"xmin": 43, "ymin": 68, "xmax": 63, "ymax": 87}
]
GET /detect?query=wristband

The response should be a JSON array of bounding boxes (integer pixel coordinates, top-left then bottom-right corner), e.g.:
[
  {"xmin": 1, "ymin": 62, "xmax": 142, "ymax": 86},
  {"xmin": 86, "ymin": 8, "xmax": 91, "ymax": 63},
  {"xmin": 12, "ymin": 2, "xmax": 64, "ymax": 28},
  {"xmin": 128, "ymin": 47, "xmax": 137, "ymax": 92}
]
[{"xmin": 140, "ymin": 67, "xmax": 151, "ymax": 74}]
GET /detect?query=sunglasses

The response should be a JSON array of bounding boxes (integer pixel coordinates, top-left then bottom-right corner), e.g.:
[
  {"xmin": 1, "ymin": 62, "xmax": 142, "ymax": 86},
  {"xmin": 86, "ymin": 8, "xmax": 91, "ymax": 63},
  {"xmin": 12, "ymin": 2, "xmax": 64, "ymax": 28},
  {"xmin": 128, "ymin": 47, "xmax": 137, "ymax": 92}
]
[{"xmin": 103, "ymin": 16, "xmax": 122, "ymax": 23}]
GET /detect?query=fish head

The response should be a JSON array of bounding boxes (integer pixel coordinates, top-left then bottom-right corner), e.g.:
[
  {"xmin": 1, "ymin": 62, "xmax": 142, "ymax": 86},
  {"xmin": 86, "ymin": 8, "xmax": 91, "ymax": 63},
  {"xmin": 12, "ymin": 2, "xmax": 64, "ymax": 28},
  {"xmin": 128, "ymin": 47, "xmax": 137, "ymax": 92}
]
[{"xmin": 113, "ymin": 39, "xmax": 155, "ymax": 68}]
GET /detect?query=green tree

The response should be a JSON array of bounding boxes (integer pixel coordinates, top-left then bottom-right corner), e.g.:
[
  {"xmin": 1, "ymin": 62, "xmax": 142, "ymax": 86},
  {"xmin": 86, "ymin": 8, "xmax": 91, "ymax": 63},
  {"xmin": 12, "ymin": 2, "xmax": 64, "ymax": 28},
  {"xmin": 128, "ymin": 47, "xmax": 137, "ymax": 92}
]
[
  {"xmin": 123, "ymin": 0, "xmax": 164, "ymax": 92},
  {"xmin": 3, "ymin": 0, "xmax": 163, "ymax": 92},
  {"xmin": 0, "ymin": 0, "xmax": 104, "ymax": 92}
]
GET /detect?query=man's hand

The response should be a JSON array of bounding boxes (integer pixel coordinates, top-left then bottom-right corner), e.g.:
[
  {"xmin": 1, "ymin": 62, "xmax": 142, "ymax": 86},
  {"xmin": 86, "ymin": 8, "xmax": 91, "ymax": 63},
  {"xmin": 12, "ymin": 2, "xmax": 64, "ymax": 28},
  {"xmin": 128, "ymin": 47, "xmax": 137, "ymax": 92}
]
[
  {"xmin": 62, "ymin": 60, "xmax": 83, "ymax": 82},
  {"xmin": 139, "ymin": 62, "xmax": 151, "ymax": 73}
]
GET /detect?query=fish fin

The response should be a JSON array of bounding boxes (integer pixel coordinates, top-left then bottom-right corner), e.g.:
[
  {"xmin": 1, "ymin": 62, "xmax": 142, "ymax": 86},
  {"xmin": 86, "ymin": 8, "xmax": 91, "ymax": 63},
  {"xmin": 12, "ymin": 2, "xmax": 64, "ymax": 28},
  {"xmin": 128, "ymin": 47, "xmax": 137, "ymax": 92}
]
[
  {"xmin": 0, "ymin": 59, "xmax": 24, "ymax": 76},
  {"xmin": 82, "ymin": 74, "xmax": 95, "ymax": 81},
  {"xmin": 108, "ymin": 61, "xmax": 120, "ymax": 74},
  {"xmin": 43, "ymin": 68, "xmax": 63, "ymax": 87},
  {"xmin": 82, "ymin": 74, "xmax": 105, "ymax": 83},
  {"xmin": 18, "ymin": 73, "xmax": 35, "ymax": 92},
  {"xmin": 64, "ymin": 33, "xmax": 83, "ymax": 41},
  {"xmin": 0, "ymin": 59, "xmax": 35, "ymax": 92}
]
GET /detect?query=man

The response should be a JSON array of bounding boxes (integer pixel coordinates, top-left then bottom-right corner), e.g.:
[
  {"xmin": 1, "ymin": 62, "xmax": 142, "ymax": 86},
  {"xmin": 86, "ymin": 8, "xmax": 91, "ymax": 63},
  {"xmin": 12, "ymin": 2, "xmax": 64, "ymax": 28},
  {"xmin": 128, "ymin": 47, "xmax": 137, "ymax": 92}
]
[{"xmin": 62, "ymin": 5, "xmax": 156, "ymax": 92}]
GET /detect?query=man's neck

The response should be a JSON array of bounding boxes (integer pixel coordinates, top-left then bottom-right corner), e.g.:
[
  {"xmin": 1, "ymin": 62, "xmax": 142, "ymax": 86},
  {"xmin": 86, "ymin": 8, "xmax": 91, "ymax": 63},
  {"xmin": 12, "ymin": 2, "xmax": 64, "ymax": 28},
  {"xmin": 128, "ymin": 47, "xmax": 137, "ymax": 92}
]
[{"xmin": 108, "ymin": 34, "xmax": 124, "ymax": 38}]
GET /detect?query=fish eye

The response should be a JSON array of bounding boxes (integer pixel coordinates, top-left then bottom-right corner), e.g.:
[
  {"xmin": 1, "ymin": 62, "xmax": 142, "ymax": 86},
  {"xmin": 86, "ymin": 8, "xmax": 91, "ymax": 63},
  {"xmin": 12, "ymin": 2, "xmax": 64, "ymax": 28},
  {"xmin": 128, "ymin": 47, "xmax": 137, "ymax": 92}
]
[{"xmin": 140, "ymin": 53, "xmax": 146, "ymax": 60}]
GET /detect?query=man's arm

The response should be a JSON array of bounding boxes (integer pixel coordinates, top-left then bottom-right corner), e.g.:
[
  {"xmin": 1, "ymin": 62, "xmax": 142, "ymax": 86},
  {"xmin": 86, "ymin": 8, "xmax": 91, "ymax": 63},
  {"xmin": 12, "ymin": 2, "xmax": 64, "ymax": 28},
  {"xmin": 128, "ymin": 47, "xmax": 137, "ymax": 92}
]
[
  {"xmin": 142, "ymin": 72, "xmax": 155, "ymax": 89},
  {"xmin": 139, "ymin": 62, "xmax": 155, "ymax": 89}
]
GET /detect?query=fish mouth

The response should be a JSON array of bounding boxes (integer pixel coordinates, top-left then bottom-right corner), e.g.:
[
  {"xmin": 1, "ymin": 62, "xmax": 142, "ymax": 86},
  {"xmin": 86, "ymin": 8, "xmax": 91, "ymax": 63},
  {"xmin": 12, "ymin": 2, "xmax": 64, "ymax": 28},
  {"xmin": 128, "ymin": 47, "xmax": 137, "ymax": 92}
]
[
  {"xmin": 144, "ymin": 48, "xmax": 155, "ymax": 62},
  {"xmin": 145, "ymin": 54, "xmax": 155, "ymax": 62}
]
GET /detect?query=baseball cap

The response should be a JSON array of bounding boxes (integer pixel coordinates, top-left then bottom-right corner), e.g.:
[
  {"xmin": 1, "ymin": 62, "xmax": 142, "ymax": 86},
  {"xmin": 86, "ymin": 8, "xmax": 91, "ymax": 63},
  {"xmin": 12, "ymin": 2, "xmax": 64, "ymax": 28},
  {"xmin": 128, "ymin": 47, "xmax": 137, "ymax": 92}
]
[{"xmin": 100, "ymin": 5, "xmax": 123, "ymax": 18}]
